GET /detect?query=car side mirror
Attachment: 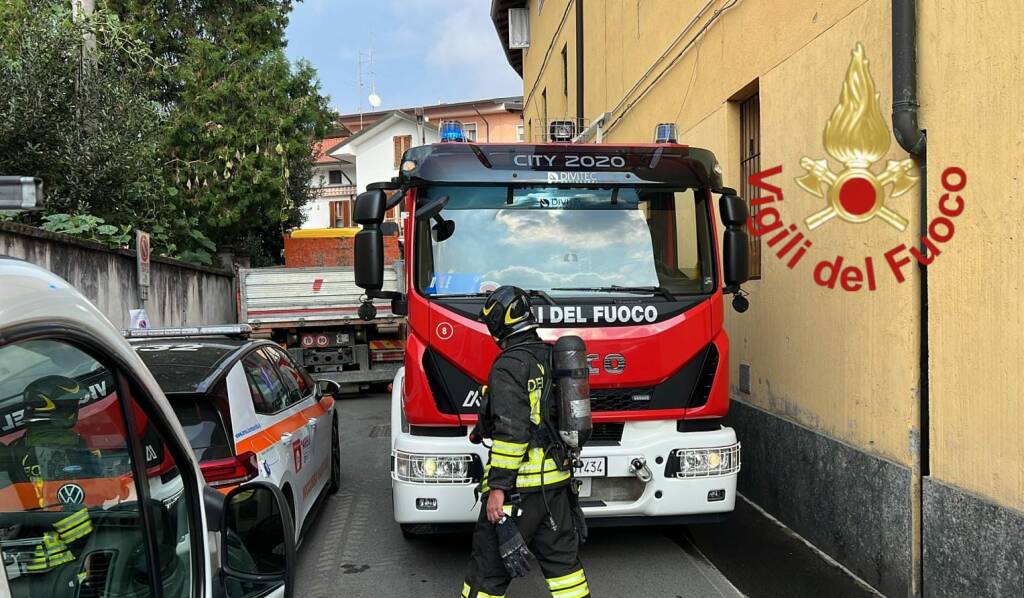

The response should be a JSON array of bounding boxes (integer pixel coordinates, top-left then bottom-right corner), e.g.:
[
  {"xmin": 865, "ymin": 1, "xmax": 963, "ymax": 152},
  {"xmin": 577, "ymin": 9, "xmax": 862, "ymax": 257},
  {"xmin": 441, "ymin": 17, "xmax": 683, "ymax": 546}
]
[
  {"xmin": 317, "ymin": 379, "xmax": 342, "ymax": 401},
  {"xmin": 221, "ymin": 481, "xmax": 295, "ymax": 598},
  {"xmin": 719, "ymin": 193, "xmax": 750, "ymax": 311}
]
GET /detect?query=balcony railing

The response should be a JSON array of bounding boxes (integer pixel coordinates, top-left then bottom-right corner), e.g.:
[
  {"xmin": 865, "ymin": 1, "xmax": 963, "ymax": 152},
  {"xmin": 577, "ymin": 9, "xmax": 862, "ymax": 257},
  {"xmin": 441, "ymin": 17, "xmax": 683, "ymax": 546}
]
[{"xmin": 314, "ymin": 184, "xmax": 356, "ymax": 199}]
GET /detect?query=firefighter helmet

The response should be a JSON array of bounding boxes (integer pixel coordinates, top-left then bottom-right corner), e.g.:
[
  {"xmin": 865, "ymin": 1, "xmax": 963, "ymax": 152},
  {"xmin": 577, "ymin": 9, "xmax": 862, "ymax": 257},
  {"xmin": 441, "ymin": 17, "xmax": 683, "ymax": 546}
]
[
  {"xmin": 480, "ymin": 286, "xmax": 538, "ymax": 343},
  {"xmin": 23, "ymin": 375, "xmax": 84, "ymax": 428}
]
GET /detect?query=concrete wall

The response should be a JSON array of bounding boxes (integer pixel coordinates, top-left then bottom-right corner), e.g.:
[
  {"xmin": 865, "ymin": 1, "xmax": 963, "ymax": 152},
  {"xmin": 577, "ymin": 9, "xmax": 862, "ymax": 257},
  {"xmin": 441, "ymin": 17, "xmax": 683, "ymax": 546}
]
[
  {"xmin": 518, "ymin": 0, "xmax": 1023, "ymax": 595},
  {"xmin": 0, "ymin": 222, "xmax": 235, "ymax": 329}
]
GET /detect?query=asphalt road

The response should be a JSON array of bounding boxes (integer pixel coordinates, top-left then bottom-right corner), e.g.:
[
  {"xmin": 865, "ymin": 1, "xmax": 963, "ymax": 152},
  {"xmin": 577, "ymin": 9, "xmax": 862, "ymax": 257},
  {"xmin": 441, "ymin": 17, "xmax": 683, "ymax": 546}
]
[{"xmin": 295, "ymin": 393, "xmax": 744, "ymax": 598}]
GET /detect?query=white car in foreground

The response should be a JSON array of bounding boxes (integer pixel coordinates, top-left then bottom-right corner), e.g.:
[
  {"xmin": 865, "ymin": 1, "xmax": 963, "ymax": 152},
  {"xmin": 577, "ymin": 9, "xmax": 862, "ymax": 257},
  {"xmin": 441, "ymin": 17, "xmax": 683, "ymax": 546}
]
[{"xmin": 0, "ymin": 258, "xmax": 297, "ymax": 598}]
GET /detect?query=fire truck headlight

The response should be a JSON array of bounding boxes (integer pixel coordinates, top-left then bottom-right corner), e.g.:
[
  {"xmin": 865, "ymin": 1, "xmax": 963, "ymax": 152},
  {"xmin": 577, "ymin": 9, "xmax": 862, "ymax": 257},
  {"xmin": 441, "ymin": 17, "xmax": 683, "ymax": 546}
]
[
  {"xmin": 683, "ymin": 452, "xmax": 708, "ymax": 473},
  {"xmin": 394, "ymin": 451, "xmax": 474, "ymax": 483},
  {"xmin": 671, "ymin": 444, "xmax": 741, "ymax": 478}
]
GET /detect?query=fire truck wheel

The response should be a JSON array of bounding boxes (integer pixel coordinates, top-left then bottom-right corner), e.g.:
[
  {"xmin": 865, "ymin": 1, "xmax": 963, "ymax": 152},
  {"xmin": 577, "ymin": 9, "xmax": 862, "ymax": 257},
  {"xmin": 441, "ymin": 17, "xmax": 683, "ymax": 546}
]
[
  {"xmin": 400, "ymin": 524, "xmax": 421, "ymax": 541},
  {"xmin": 328, "ymin": 418, "xmax": 341, "ymax": 494}
]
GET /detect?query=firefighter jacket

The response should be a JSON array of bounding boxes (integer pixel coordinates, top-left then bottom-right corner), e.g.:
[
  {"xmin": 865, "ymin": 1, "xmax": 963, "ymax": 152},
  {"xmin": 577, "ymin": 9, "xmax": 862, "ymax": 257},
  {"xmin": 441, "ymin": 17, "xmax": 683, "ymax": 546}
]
[
  {"xmin": 480, "ymin": 338, "xmax": 571, "ymax": 494},
  {"xmin": 7, "ymin": 430, "xmax": 97, "ymax": 574}
]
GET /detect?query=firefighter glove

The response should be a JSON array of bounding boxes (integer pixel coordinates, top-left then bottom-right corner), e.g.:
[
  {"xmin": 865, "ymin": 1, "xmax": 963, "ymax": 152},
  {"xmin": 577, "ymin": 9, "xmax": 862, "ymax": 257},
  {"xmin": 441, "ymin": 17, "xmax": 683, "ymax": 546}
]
[{"xmin": 494, "ymin": 516, "xmax": 532, "ymax": 577}]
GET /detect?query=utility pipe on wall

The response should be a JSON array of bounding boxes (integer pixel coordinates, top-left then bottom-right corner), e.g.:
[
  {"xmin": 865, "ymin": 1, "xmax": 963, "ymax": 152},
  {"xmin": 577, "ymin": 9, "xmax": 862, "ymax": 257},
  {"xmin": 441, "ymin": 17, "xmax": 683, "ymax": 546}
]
[
  {"xmin": 575, "ymin": 0, "xmax": 584, "ymax": 121},
  {"xmin": 891, "ymin": 1, "xmax": 927, "ymax": 596}
]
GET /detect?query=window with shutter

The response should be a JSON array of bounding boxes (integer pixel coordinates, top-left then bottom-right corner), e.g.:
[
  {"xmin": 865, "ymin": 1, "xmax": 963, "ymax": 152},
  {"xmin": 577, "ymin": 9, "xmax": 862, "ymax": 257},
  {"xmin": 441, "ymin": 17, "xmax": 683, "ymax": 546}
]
[{"xmin": 393, "ymin": 135, "xmax": 412, "ymax": 168}]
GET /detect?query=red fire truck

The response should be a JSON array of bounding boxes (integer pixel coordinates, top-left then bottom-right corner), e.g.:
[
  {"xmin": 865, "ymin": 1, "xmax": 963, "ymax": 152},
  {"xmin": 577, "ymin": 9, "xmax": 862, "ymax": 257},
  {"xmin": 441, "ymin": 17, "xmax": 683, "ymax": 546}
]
[{"xmin": 352, "ymin": 123, "xmax": 750, "ymax": 534}]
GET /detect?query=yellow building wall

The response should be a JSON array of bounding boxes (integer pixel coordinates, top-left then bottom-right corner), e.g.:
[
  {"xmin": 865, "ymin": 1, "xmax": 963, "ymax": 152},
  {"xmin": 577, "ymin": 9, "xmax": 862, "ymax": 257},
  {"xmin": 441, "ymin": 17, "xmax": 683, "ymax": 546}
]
[
  {"xmin": 521, "ymin": 0, "xmax": 1024, "ymax": 512},
  {"xmin": 524, "ymin": 0, "xmax": 923, "ymax": 469},
  {"xmin": 920, "ymin": 0, "xmax": 1024, "ymax": 512},
  {"xmin": 522, "ymin": 0, "xmax": 577, "ymax": 138}
]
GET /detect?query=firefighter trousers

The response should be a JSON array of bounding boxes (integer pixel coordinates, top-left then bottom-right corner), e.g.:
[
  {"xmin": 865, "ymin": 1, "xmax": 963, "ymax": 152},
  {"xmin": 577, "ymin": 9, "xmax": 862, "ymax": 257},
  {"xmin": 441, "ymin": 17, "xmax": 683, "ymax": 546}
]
[{"xmin": 462, "ymin": 486, "xmax": 590, "ymax": 598}]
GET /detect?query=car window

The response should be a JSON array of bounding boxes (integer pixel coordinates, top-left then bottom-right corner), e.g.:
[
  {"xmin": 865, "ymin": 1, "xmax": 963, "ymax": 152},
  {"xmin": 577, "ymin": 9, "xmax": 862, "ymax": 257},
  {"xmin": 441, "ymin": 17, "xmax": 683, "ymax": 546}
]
[
  {"xmin": 261, "ymin": 348, "xmax": 311, "ymax": 406},
  {"xmin": 0, "ymin": 338, "xmax": 193, "ymax": 598},
  {"xmin": 169, "ymin": 384, "xmax": 233, "ymax": 462},
  {"xmin": 242, "ymin": 351, "xmax": 288, "ymax": 415}
]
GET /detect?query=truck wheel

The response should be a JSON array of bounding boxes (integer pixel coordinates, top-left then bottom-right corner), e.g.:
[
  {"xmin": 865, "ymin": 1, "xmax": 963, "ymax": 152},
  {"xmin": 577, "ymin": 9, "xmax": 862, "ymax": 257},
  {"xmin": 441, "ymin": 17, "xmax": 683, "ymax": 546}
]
[
  {"xmin": 400, "ymin": 524, "xmax": 420, "ymax": 541},
  {"xmin": 328, "ymin": 418, "xmax": 341, "ymax": 494}
]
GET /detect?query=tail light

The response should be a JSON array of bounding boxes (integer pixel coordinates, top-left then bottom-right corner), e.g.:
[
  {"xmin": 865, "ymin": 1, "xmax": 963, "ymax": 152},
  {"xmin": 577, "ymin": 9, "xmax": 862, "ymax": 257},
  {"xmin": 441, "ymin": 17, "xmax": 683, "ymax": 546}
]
[{"xmin": 201, "ymin": 451, "xmax": 259, "ymax": 488}]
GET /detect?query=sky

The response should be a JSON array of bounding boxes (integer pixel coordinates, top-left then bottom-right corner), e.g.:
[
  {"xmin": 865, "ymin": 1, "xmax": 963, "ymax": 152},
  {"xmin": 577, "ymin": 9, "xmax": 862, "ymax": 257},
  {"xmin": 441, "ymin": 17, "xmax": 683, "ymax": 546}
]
[{"xmin": 284, "ymin": 0, "xmax": 524, "ymax": 115}]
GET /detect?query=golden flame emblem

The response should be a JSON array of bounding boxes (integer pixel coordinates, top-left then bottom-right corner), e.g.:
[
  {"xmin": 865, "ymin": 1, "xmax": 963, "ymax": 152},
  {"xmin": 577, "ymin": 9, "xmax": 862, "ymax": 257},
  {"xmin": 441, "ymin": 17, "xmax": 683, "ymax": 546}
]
[{"xmin": 797, "ymin": 44, "xmax": 918, "ymax": 231}]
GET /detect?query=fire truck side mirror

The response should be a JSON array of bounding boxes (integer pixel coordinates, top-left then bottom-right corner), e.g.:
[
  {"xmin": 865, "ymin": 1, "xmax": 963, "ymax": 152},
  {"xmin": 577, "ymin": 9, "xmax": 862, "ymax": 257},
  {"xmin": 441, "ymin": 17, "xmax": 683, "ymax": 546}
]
[
  {"xmin": 719, "ymin": 194, "xmax": 750, "ymax": 299},
  {"xmin": 354, "ymin": 189, "xmax": 387, "ymax": 225},
  {"xmin": 355, "ymin": 227, "xmax": 384, "ymax": 291},
  {"xmin": 354, "ymin": 190, "xmax": 387, "ymax": 291}
]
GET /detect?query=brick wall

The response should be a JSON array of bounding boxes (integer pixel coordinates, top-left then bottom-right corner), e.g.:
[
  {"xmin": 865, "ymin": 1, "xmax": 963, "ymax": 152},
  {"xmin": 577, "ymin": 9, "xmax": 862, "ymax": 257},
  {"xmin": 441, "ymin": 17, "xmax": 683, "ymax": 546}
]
[{"xmin": 283, "ymin": 234, "xmax": 401, "ymax": 268}]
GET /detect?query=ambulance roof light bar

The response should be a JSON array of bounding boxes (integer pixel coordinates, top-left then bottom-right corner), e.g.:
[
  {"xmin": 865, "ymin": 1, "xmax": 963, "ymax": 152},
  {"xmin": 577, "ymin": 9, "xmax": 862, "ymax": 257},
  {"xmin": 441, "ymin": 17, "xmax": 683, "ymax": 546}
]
[
  {"xmin": 123, "ymin": 324, "xmax": 253, "ymax": 339},
  {"xmin": 440, "ymin": 121, "xmax": 465, "ymax": 142},
  {"xmin": 0, "ymin": 176, "xmax": 44, "ymax": 211}
]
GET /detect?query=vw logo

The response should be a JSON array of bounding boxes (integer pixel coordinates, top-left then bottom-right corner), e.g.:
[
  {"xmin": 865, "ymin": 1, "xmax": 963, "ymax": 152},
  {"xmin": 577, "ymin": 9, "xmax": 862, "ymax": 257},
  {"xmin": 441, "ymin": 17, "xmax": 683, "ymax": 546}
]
[{"xmin": 57, "ymin": 483, "xmax": 85, "ymax": 506}]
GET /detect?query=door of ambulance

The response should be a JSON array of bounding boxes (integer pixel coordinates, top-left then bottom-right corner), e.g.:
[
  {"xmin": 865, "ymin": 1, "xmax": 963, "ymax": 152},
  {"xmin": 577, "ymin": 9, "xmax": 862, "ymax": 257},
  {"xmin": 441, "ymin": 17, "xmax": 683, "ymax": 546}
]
[
  {"xmin": 264, "ymin": 346, "xmax": 330, "ymax": 520},
  {"xmin": 240, "ymin": 348, "xmax": 312, "ymax": 537}
]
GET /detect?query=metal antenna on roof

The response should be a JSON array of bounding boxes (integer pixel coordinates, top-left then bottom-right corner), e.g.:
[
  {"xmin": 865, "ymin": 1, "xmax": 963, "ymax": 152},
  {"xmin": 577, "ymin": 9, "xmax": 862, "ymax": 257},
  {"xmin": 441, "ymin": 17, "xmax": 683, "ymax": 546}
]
[
  {"xmin": 357, "ymin": 50, "xmax": 366, "ymax": 129},
  {"xmin": 367, "ymin": 47, "xmax": 382, "ymax": 109},
  {"xmin": 356, "ymin": 46, "xmax": 382, "ymax": 129}
]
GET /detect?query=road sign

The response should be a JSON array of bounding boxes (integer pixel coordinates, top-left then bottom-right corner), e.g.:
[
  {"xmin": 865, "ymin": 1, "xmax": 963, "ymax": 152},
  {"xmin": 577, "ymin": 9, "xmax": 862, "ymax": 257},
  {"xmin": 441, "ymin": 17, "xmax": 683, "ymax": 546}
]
[{"xmin": 136, "ymin": 230, "xmax": 151, "ymax": 301}]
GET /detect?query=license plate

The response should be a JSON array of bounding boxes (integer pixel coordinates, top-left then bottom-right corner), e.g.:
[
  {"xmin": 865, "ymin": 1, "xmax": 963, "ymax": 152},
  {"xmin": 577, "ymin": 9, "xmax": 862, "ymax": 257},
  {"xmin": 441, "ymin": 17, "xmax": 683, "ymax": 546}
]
[
  {"xmin": 574, "ymin": 456, "xmax": 606, "ymax": 478},
  {"xmin": 577, "ymin": 477, "xmax": 592, "ymax": 498}
]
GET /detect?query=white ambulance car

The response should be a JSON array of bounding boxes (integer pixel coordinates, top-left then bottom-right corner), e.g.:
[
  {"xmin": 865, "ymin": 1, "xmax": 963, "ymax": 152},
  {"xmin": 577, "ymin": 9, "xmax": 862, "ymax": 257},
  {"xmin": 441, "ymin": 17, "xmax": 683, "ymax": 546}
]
[{"xmin": 128, "ymin": 329, "xmax": 341, "ymax": 543}]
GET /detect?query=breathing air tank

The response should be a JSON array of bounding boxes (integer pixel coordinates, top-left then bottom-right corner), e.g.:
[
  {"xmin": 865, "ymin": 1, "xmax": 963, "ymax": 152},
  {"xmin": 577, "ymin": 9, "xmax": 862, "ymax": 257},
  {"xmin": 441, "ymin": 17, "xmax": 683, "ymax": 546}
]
[{"xmin": 553, "ymin": 335, "xmax": 592, "ymax": 449}]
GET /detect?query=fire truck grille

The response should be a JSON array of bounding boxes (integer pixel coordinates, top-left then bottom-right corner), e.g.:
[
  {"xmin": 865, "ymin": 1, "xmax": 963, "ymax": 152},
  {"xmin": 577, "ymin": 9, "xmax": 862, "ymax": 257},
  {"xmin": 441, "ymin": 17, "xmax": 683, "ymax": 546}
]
[
  {"xmin": 588, "ymin": 344, "xmax": 720, "ymax": 413},
  {"xmin": 589, "ymin": 389, "xmax": 655, "ymax": 411},
  {"xmin": 589, "ymin": 422, "xmax": 624, "ymax": 443}
]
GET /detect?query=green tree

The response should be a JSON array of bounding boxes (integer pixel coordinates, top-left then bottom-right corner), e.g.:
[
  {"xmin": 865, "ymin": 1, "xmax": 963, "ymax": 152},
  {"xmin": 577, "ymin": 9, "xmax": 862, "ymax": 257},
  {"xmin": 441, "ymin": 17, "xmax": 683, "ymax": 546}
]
[
  {"xmin": 0, "ymin": 2, "xmax": 216, "ymax": 261},
  {"xmin": 2, "ymin": 1, "xmax": 333, "ymax": 266},
  {"xmin": 107, "ymin": 0, "xmax": 334, "ymax": 265}
]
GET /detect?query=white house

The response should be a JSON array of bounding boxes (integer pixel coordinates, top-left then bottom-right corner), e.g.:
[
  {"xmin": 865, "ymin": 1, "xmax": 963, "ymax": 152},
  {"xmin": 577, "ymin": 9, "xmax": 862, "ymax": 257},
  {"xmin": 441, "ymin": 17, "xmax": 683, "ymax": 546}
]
[
  {"xmin": 325, "ymin": 112, "xmax": 440, "ymax": 226},
  {"xmin": 302, "ymin": 134, "xmax": 358, "ymax": 229}
]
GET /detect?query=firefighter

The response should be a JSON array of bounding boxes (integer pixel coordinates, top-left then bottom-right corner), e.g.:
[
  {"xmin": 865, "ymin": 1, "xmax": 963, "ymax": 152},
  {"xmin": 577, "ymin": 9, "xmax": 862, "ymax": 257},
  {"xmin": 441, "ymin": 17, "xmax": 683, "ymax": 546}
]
[
  {"xmin": 8, "ymin": 375, "xmax": 98, "ymax": 575},
  {"xmin": 461, "ymin": 286, "xmax": 591, "ymax": 598}
]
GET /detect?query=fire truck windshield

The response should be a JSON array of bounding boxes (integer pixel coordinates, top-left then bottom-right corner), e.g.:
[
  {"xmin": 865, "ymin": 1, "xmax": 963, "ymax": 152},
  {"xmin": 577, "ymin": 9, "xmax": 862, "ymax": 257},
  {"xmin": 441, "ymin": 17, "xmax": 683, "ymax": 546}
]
[{"xmin": 414, "ymin": 185, "xmax": 715, "ymax": 299}]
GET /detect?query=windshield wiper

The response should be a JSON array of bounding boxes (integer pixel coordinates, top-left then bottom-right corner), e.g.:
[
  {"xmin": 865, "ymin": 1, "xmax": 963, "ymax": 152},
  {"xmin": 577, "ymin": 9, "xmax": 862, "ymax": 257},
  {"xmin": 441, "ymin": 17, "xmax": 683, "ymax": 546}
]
[
  {"xmin": 551, "ymin": 285, "xmax": 676, "ymax": 301},
  {"xmin": 431, "ymin": 291, "xmax": 490, "ymax": 298},
  {"xmin": 431, "ymin": 289, "xmax": 558, "ymax": 305}
]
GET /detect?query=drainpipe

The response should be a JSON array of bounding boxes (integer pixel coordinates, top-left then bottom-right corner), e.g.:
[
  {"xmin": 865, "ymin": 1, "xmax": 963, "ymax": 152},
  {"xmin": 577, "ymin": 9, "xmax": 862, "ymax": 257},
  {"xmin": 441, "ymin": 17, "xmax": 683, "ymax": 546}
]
[
  {"xmin": 575, "ymin": 0, "xmax": 584, "ymax": 123},
  {"xmin": 892, "ymin": 1, "xmax": 927, "ymax": 597},
  {"xmin": 471, "ymin": 104, "xmax": 491, "ymax": 142}
]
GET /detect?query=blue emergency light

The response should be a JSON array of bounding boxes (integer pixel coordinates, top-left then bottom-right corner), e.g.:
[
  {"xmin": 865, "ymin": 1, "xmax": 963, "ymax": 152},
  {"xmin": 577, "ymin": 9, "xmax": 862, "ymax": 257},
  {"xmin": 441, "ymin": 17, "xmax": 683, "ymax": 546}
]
[
  {"xmin": 440, "ymin": 121, "xmax": 465, "ymax": 142},
  {"xmin": 655, "ymin": 123, "xmax": 678, "ymax": 144}
]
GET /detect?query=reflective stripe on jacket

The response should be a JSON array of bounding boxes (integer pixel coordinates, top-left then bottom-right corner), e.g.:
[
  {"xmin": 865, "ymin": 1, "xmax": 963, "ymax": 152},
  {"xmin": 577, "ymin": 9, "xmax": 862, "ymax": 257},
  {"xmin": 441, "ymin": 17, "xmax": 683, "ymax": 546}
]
[{"xmin": 23, "ymin": 504, "xmax": 93, "ymax": 574}]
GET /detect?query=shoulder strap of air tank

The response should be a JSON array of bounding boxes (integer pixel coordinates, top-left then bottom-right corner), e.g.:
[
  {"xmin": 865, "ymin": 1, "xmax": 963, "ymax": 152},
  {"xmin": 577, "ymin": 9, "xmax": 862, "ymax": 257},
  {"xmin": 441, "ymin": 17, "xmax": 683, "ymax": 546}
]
[{"xmin": 536, "ymin": 345, "xmax": 563, "ymax": 449}]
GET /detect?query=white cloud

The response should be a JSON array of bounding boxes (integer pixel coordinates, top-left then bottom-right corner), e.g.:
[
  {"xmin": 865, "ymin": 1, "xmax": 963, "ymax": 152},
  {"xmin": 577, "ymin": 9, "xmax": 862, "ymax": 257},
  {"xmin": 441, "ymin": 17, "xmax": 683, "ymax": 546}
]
[{"xmin": 424, "ymin": 6, "xmax": 522, "ymax": 97}]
